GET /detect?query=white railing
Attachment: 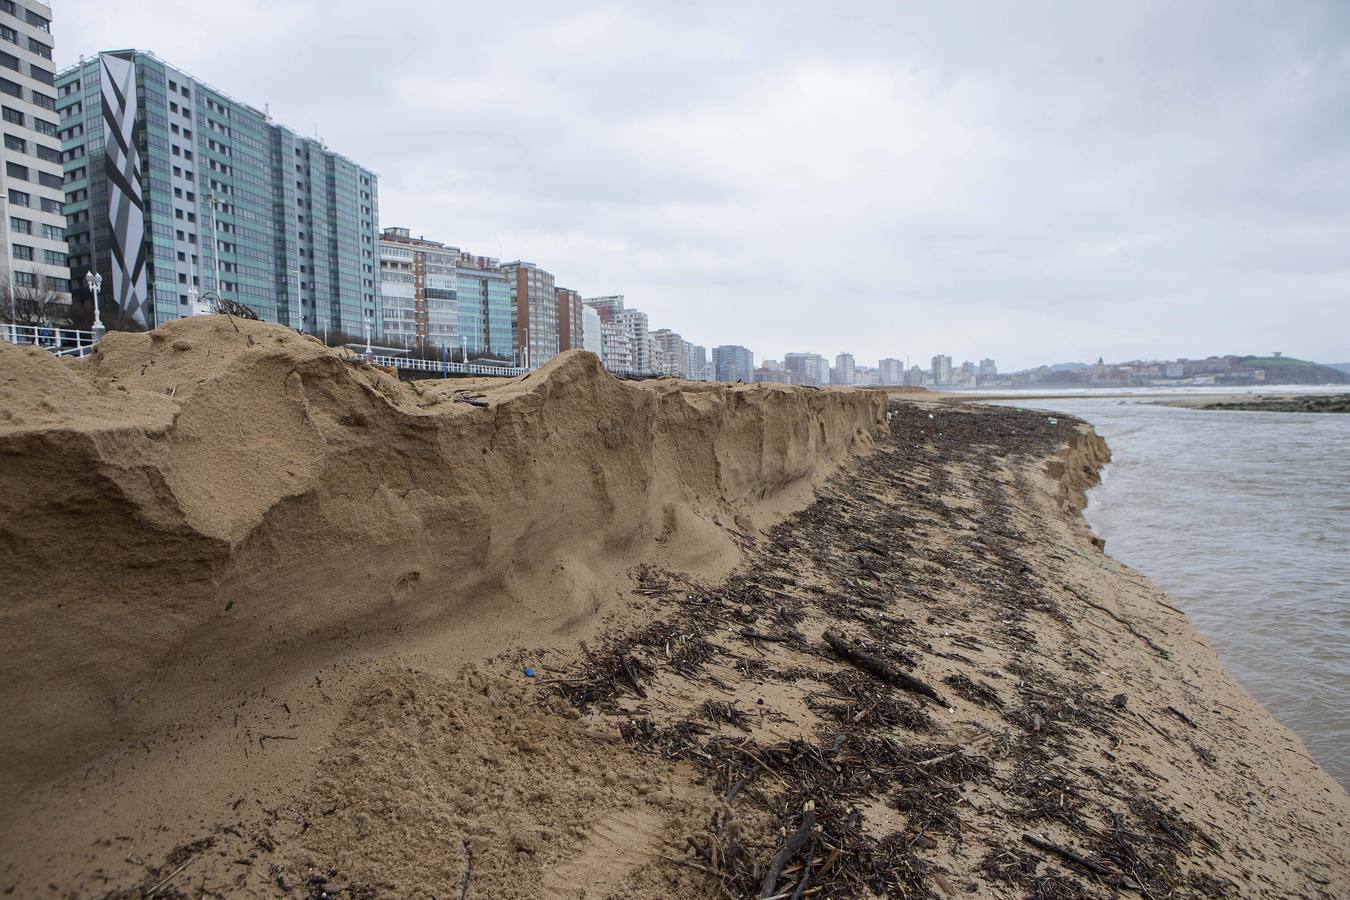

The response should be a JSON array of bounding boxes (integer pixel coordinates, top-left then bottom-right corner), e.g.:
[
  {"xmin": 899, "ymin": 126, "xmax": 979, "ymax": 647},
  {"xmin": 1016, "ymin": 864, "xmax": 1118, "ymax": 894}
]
[
  {"xmin": 2, "ymin": 324, "xmax": 97, "ymax": 358},
  {"xmin": 372, "ymin": 353, "xmax": 663, "ymax": 380},
  {"xmin": 372, "ymin": 355, "xmax": 530, "ymax": 377}
]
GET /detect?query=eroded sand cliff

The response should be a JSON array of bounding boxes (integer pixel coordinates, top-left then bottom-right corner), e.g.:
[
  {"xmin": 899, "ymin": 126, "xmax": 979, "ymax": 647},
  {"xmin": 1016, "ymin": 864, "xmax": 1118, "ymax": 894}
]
[{"xmin": 0, "ymin": 318, "xmax": 1345, "ymax": 898}]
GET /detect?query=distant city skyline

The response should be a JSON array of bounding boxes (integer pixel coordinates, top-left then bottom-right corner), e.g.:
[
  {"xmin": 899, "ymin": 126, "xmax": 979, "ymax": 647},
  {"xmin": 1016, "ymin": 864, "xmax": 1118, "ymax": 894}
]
[{"xmin": 33, "ymin": 2, "xmax": 1350, "ymax": 371}]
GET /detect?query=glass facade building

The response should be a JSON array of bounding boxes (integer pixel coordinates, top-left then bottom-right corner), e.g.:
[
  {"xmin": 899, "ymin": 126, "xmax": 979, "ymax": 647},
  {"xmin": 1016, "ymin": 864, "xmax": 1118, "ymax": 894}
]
[
  {"xmin": 500, "ymin": 260, "xmax": 558, "ymax": 367},
  {"xmin": 713, "ymin": 345, "xmax": 755, "ymax": 383},
  {"xmin": 456, "ymin": 252, "xmax": 512, "ymax": 359},
  {"xmin": 57, "ymin": 50, "xmax": 379, "ymax": 336}
]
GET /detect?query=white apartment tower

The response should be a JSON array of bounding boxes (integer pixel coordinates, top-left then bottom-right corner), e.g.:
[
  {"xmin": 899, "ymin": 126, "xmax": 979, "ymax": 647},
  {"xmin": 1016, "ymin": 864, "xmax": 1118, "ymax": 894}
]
[{"xmin": 0, "ymin": 0, "xmax": 68, "ymax": 319}]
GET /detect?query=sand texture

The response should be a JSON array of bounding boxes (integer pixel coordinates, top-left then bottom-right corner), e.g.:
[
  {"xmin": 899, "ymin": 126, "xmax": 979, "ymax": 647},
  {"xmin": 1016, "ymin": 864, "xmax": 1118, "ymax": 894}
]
[{"xmin": 1, "ymin": 318, "xmax": 1346, "ymax": 898}]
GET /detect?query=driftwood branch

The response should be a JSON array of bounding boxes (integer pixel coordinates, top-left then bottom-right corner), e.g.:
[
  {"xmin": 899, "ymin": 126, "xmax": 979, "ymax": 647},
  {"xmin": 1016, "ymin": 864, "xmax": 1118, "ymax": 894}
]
[
  {"xmin": 823, "ymin": 630, "xmax": 946, "ymax": 704},
  {"xmin": 1022, "ymin": 833, "xmax": 1141, "ymax": 891},
  {"xmin": 619, "ymin": 654, "xmax": 648, "ymax": 699},
  {"xmin": 759, "ymin": 802, "xmax": 816, "ymax": 898},
  {"xmin": 457, "ymin": 838, "xmax": 473, "ymax": 900},
  {"xmin": 1077, "ymin": 595, "xmax": 1170, "ymax": 659}
]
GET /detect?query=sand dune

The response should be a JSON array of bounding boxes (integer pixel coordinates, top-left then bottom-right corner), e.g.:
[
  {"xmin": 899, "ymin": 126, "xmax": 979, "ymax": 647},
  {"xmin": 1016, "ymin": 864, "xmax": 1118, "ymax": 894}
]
[{"xmin": 0, "ymin": 317, "xmax": 882, "ymax": 862}]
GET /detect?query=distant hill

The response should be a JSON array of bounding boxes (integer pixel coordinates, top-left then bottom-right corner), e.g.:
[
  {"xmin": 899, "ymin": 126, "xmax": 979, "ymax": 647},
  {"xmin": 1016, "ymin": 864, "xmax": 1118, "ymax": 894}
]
[
  {"xmin": 1329, "ymin": 363, "xmax": 1350, "ymax": 376},
  {"xmin": 1237, "ymin": 356, "xmax": 1350, "ymax": 385}
]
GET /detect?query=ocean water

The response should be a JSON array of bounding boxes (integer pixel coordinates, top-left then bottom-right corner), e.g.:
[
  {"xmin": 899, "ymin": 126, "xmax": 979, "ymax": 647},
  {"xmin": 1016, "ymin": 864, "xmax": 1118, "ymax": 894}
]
[{"xmin": 993, "ymin": 392, "xmax": 1349, "ymax": 786}]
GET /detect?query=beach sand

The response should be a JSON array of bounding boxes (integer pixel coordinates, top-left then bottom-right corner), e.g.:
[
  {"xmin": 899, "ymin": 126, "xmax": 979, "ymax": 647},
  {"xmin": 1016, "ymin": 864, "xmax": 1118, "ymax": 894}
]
[{"xmin": 1, "ymin": 318, "xmax": 1345, "ymax": 897}]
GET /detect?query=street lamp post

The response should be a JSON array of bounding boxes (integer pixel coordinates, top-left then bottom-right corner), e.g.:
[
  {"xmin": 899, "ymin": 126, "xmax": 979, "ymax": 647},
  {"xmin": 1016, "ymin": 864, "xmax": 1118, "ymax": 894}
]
[
  {"xmin": 85, "ymin": 270, "xmax": 105, "ymax": 341},
  {"xmin": 363, "ymin": 317, "xmax": 374, "ymax": 359},
  {"xmin": 291, "ymin": 268, "xmax": 302, "ymax": 331}
]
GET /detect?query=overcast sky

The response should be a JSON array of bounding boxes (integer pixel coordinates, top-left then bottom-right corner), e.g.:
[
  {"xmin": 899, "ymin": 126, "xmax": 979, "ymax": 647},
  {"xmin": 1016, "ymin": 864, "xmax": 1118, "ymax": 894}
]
[{"xmin": 59, "ymin": 1, "xmax": 1349, "ymax": 370}]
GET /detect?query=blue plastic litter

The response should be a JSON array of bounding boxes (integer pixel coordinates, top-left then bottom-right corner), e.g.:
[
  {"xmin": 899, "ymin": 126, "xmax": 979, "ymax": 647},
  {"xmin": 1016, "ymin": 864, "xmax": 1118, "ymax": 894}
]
[{"xmin": 524, "ymin": 667, "xmax": 537, "ymax": 677}]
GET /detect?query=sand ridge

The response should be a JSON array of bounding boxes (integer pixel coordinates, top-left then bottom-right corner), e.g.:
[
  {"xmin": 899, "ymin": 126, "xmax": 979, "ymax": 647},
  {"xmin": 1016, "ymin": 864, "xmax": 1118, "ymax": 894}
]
[{"xmin": 0, "ymin": 316, "xmax": 885, "ymax": 895}]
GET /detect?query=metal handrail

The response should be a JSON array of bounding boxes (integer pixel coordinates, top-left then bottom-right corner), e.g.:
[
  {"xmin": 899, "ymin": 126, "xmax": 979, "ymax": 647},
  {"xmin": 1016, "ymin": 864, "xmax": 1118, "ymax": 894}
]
[
  {"xmin": 371, "ymin": 353, "xmax": 661, "ymax": 380},
  {"xmin": 372, "ymin": 355, "xmax": 531, "ymax": 377},
  {"xmin": 2, "ymin": 324, "xmax": 96, "ymax": 355}
]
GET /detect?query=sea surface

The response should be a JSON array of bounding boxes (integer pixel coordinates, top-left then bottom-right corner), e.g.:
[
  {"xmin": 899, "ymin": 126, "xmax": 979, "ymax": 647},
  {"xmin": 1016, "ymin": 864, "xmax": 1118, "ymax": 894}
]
[{"xmin": 986, "ymin": 389, "xmax": 1349, "ymax": 786}]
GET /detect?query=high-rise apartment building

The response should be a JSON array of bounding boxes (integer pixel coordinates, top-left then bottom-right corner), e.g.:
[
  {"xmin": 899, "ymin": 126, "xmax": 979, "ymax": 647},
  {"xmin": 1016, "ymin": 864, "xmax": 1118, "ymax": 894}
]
[
  {"xmin": 583, "ymin": 294, "xmax": 624, "ymax": 323},
  {"xmin": 581, "ymin": 304, "xmax": 602, "ymax": 358},
  {"xmin": 878, "ymin": 358, "xmax": 903, "ymax": 385},
  {"xmin": 712, "ymin": 344, "xmax": 754, "ymax": 383},
  {"xmin": 905, "ymin": 365, "xmax": 926, "ymax": 386},
  {"xmin": 979, "ymin": 358, "xmax": 997, "ymax": 378},
  {"xmin": 555, "ymin": 286, "xmax": 584, "ymax": 351},
  {"xmin": 379, "ymin": 227, "xmax": 458, "ymax": 350},
  {"xmin": 599, "ymin": 319, "xmax": 633, "ymax": 372},
  {"xmin": 651, "ymin": 328, "xmax": 687, "ymax": 377},
  {"xmin": 58, "ymin": 50, "xmax": 379, "ymax": 335},
  {"xmin": 686, "ymin": 343, "xmax": 708, "ymax": 381},
  {"xmin": 455, "ymin": 252, "xmax": 513, "ymax": 359},
  {"xmin": 931, "ymin": 354, "xmax": 953, "ymax": 386},
  {"xmin": 614, "ymin": 307, "xmax": 649, "ymax": 373},
  {"xmin": 832, "ymin": 352, "xmax": 856, "ymax": 385},
  {"xmin": 784, "ymin": 352, "xmax": 827, "ymax": 386},
  {"xmin": 501, "ymin": 260, "xmax": 557, "ymax": 366},
  {"xmin": 0, "ymin": 0, "xmax": 69, "ymax": 316}
]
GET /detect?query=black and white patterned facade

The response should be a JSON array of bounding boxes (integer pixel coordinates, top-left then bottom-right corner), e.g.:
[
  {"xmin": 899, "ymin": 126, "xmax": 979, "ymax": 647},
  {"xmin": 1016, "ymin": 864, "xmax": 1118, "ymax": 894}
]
[{"xmin": 99, "ymin": 52, "xmax": 147, "ymax": 327}]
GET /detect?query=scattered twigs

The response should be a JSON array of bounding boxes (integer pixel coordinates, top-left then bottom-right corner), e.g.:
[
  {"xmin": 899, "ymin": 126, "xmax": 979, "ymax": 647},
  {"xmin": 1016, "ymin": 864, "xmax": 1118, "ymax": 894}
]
[
  {"xmin": 739, "ymin": 628, "xmax": 800, "ymax": 643},
  {"xmin": 1021, "ymin": 833, "xmax": 1142, "ymax": 891},
  {"xmin": 146, "ymin": 856, "xmax": 198, "ymax": 896},
  {"xmin": 759, "ymin": 801, "xmax": 816, "ymax": 898},
  {"xmin": 823, "ymin": 630, "xmax": 946, "ymax": 704}
]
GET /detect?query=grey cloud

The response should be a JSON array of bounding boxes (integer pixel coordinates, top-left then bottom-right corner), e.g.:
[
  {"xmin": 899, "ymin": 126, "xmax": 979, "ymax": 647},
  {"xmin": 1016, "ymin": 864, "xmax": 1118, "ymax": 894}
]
[{"xmin": 59, "ymin": 0, "xmax": 1349, "ymax": 368}]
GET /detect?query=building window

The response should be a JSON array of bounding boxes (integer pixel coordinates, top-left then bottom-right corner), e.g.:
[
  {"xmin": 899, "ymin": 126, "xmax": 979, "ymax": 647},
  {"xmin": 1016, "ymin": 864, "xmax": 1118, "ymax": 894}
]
[
  {"xmin": 0, "ymin": 76, "xmax": 19, "ymax": 98},
  {"xmin": 37, "ymin": 171, "xmax": 60, "ymax": 189},
  {"xmin": 39, "ymin": 197, "xmax": 59, "ymax": 213},
  {"xmin": 41, "ymin": 223, "xmax": 62, "ymax": 240},
  {"xmin": 43, "ymin": 249, "xmax": 64, "ymax": 266},
  {"xmin": 29, "ymin": 65, "xmax": 53, "ymax": 86},
  {"xmin": 1, "ymin": 105, "xmax": 21, "ymax": 125},
  {"xmin": 3, "ymin": 133, "xmax": 22, "ymax": 152},
  {"xmin": 14, "ymin": 271, "xmax": 34, "ymax": 287},
  {"xmin": 25, "ymin": 10, "xmax": 50, "ymax": 32},
  {"xmin": 27, "ymin": 38, "xmax": 51, "ymax": 60},
  {"xmin": 0, "ymin": 25, "xmax": 14, "ymax": 44},
  {"xmin": 6, "ymin": 188, "xmax": 27, "ymax": 206},
  {"xmin": 31, "ymin": 91, "xmax": 53, "ymax": 110},
  {"xmin": 0, "ymin": 51, "xmax": 17, "ymax": 72},
  {"xmin": 12, "ymin": 243, "xmax": 32, "ymax": 260},
  {"xmin": 32, "ymin": 118, "xmax": 55, "ymax": 136},
  {"xmin": 5, "ymin": 160, "xmax": 27, "ymax": 180}
]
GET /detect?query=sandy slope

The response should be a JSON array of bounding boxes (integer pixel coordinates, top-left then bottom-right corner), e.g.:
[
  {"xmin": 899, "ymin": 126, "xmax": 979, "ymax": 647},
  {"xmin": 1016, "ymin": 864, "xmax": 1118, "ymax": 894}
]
[
  {"xmin": 0, "ymin": 317, "xmax": 883, "ymax": 895},
  {"xmin": 1, "ymin": 319, "xmax": 1346, "ymax": 898}
]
